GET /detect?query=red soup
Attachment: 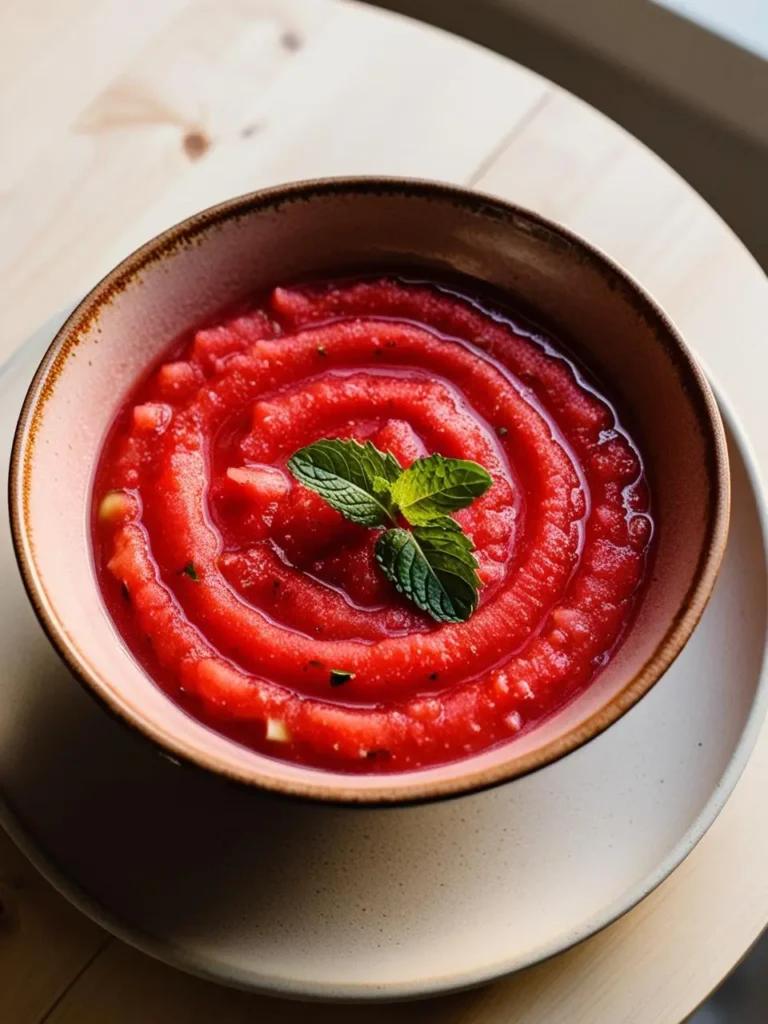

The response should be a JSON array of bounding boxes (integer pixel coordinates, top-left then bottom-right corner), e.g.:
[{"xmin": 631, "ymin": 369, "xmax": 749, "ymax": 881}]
[{"xmin": 93, "ymin": 277, "xmax": 653, "ymax": 773}]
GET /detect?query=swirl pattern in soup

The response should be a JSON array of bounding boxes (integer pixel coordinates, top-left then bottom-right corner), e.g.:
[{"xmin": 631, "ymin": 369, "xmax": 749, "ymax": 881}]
[{"xmin": 93, "ymin": 278, "xmax": 653, "ymax": 773}]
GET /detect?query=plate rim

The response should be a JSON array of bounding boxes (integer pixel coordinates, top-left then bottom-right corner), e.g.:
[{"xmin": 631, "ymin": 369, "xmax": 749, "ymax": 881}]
[
  {"xmin": 0, "ymin": 314, "xmax": 767, "ymax": 1002},
  {"xmin": 7, "ymin": 177, "xmax": 731, "ymax": 806}
]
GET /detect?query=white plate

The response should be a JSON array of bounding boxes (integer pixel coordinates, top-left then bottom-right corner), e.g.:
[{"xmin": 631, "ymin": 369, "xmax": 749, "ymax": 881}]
[{"xmin": 1, "ymin": 313, "xmax": 767, "ymax": 1002}]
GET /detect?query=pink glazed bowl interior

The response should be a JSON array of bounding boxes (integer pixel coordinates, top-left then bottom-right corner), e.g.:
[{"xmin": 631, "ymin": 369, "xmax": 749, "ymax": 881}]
[{"xmin": 9, "ymin": 178, "xmax": 730, "ymax": 804}]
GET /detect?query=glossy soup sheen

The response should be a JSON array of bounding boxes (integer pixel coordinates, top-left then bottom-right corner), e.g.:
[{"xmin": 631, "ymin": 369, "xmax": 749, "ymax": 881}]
[{"xmin": 92, "ymin": 276, "xmax": 654, "ymax": 774}]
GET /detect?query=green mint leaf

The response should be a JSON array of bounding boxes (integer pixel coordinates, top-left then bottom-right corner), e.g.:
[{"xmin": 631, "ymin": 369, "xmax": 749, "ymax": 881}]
[
  {"xmin": 329, "ymin": 669, "xmax": 355, "ymax": 686},
  {"xmin": 390, "ymin": 453, "xmax": 492, "ymax": 525},
  {"xmin": 375, "ymin": 516, "xmax": 482, "ymax": 623},
  {"xmin": 287, "ymin": 439, "xmax": 402, "ymax": 526},
  {"xmin": 180, "ymin": 562, "xmax": 199, "ymax": 581}
]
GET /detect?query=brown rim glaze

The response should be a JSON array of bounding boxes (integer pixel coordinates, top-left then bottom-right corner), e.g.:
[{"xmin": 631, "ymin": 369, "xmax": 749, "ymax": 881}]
[{"xmin": 8, "ymin": 177, "xmax": 731, "ymax": 805}]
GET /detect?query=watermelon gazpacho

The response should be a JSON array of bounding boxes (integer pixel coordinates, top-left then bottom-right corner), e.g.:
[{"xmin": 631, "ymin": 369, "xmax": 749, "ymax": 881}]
[{"xmin": 93, "ymin": 277, "xmax": 653, "ymax": 773}]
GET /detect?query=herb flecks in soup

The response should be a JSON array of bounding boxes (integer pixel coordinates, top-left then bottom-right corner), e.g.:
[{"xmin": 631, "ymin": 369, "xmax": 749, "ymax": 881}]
[{"xmin": 93, "ymin": 278, "xmax": 653, "ymax": 773}]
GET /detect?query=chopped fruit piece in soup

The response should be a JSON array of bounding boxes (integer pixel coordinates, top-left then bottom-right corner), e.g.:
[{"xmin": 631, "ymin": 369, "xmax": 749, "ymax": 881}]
[
  {"xmin": 266, "ymin": 718, "xmax": 291, "ymax": 743},
  {"xmin": 92, "ymin": 277, "xmax": 653, "ymax": 773},
  {"xmin": 98, "ymin": 490, "xmax": 133, "ymax": 524}
]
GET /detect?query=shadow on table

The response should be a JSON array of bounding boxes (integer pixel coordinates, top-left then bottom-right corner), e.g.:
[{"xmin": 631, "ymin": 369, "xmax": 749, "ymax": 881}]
[{"xmin": 689, "ymin": 931, "xmax": 768, "ymax": 1022}]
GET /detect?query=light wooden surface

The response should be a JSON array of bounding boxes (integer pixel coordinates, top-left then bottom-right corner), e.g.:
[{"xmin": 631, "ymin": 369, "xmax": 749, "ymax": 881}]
[{"xmin": 2, "ymin": 1, "xmax": 768, "ymax": 1021}]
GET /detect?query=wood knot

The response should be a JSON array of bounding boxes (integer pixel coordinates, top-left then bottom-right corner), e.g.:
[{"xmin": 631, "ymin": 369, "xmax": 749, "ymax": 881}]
[
  {"xmin": 280, "ymin": 29, "xmax": 302, "ymax": 52},
  {"xmin": 182, "ymin": 130, "xmax": 210, "ymax": 160}
]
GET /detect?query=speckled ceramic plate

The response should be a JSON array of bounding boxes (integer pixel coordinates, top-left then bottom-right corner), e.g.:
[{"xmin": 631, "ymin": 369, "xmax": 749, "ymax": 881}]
[{"xmin": 1, "ymin": 313, "xmax": 766, "ymax": 1002}]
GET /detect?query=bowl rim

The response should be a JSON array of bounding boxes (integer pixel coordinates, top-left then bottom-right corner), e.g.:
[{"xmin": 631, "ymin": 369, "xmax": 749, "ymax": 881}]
[{"xmin": 8, "ymin": 175, "xmax": 731, "ymax": 806}]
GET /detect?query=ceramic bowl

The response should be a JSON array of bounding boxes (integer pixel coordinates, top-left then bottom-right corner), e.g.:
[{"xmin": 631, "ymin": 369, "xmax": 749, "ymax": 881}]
[{"xmin": 9, "ymin": 177, "xmax": 730, "ymax": 805}]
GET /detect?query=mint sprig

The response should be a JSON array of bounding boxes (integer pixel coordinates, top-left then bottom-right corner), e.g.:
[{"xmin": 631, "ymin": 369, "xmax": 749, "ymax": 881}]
[
  {"xmin": 286, "ymin": 438, "xmax": 493, "ymax": 622},
  {"xmin": 391, "ymin": 452, "xmax": 492, "ymax": 525},
  {"xmin": 375, "ymin": 517, "xmax": 482, "ymax": 622},
  {"xmin": 286, "ymin": 439, "xmax": 401, "ymax": 526}
]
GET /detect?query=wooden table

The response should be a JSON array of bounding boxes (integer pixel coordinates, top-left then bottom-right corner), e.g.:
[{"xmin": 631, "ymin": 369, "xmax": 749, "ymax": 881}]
[{"xmin": 2, "ymin": 2, "xmax": 768, "ymax": 1021}]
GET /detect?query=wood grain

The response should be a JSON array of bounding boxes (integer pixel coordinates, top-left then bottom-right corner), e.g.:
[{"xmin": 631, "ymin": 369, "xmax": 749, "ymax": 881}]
[
  {"xmin": 1, "ymin": 2, "xmax": 767, "ymax": 1023},
  {"xmin": 0, "ymin": 0, "xmax": 549, "ymax": 364},
  {"xmin": 0, "ymin": 828, "xmax": 105, "ymax": 1024},
  {"xmin": 40, "ymin": 941, "xmax": 481, "ymax": 1024}
]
